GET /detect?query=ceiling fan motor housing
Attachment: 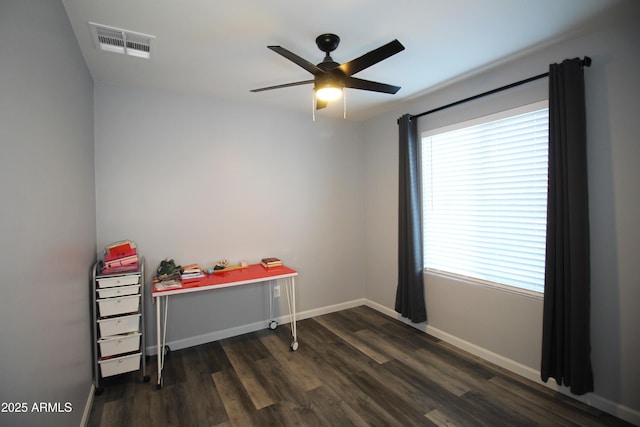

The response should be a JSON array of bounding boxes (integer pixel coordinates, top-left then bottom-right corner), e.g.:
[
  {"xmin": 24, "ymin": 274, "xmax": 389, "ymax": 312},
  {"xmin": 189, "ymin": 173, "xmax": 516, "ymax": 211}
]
[
  {"xmin": 315, "ymin": 33, "xmax": 340, "ymax": 54},
  {"xmin": 316, "ymin": 34, "xmax": 342, "ymax": 71}
]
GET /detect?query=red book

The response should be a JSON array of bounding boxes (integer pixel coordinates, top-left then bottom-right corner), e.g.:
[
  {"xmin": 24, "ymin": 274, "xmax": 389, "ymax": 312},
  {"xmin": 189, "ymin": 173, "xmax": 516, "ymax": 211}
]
[
  {"xmin": 107, "ymin": 241, "xmax": 131, "ymax": 254},
  {"xmin": 105, "ymin": 248, "xmax": 137, "ymax": 262}
]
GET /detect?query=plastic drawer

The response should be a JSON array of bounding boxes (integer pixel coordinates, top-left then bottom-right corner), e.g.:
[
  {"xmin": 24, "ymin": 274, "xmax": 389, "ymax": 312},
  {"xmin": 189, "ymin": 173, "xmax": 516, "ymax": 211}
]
[
  {"xmin": 97, "ymin": 313, "xmax": 140, "ymax": 337},
  {"xmin": 98, "ymin": 332, "xmax": 141, "ymax": 358},
  {"xmin": 98, "ymin": 352, "xmax": 141, "ymax": 377},
  {"xmin": 97, "ymin": 274, "xmax": 140, "ymax": 288},
  {"xmin": 97, "ymin": 284, "xmax": 140, "ymax": 299},
  {"xmin": 97, "ymin": 295, "xmax": 140, "ymax": 317}
]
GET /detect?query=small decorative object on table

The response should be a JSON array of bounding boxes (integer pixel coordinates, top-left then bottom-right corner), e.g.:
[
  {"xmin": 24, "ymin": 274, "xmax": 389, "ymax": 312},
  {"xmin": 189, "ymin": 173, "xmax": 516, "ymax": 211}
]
[
  {"xmin": 214, "ymin": 259, "xmax": 229, "ymax": 270},
  {"xmin": 206, "ymin": 259, "xmax": 249, "ymax": 274}
]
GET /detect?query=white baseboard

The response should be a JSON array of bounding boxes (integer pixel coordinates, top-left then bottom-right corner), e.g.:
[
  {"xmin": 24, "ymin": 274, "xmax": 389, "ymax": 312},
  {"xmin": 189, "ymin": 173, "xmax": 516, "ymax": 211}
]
[
  {"xmin": 365, "ymin": 300, "xmax": 541, "ymax": 379},
  {"xmin": 80, "ymin": 383, "xmax": 94, "ymax": 427},
  {"xmin": 147, "ymin": 319, "xmax": 270, "ymax": 355},
  {"xmin": 295, "ymin": 298, "xmax": 367, "ymax": 321},
  {"xmin": 364, "ymin": 299, "xmax": 640, "ymax": 426},
  {"xmin": 146, "ymin": 298, "xmax": 367, "ymax": 355}
]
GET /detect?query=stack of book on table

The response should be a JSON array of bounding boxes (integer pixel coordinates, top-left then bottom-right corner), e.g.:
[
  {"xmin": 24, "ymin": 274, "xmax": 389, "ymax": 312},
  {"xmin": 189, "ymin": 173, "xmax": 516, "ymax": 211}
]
[
  {"xmin": 181, "ymin": 264, "xmax": 204, "ymax": 282},
  {"xmin": 261, "ymin": 257, "xmax": 283, "ymax": 269},
  {"xmin": 102, "ymin": 240, "xmax": 139, "ymax": 274}
]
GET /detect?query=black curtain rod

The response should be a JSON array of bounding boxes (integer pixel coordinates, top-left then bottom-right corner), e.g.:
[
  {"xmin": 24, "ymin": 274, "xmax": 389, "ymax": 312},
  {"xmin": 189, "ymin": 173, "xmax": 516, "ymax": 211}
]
[{"xmin": 408, "ymin": 56, "xmax": 591, "ymax": 121}]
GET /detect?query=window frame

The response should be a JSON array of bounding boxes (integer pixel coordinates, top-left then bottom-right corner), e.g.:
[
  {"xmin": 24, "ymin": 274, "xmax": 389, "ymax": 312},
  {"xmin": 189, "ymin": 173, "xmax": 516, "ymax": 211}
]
[{"xmin": 420, "ymin": 100, "xmax": 549, "ymax": 297}]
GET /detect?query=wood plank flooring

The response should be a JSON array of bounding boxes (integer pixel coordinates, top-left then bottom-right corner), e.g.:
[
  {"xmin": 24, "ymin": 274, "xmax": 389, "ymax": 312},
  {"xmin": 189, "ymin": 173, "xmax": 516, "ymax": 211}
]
[{"xmin": 88, "ymin": 306, "xmax": 632, "ymax": 426}]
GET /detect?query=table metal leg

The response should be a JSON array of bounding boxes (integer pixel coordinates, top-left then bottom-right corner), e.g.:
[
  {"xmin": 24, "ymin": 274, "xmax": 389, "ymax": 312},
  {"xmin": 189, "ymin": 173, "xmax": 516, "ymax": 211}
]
[
  {"xmin": 269, "ymin": 280, "xmax": 273, "ymax": 321},
  {"xmin": 155, "ymin": 295, "xmax": 168, "ymax": 388},
  {"xmin": 268, "ymin": 280, "xmax": 279, "ymax": 330},
  {"xmin": 285, "ymin": 277, "xmax": 298, "ymax": 350}
]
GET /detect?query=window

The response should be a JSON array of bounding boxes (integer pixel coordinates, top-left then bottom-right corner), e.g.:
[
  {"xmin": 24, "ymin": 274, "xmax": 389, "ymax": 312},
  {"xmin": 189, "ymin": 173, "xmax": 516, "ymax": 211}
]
[{"xmin": 421, "ymin": 101, "xmax": 548, "ymax": 294}]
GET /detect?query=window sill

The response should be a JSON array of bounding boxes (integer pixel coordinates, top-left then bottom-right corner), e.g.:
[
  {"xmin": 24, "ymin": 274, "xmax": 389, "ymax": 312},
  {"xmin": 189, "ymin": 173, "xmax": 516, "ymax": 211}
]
[{"xmin": 424, "ymin": 269, "xmax": 544, "ymax": 301}]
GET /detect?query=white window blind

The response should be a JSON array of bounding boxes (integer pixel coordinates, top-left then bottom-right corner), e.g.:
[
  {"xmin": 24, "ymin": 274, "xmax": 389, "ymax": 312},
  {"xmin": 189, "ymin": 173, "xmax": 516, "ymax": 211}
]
[{"xmin": 421, "ymin": 101, "xmax": 549, "ymax": 293}]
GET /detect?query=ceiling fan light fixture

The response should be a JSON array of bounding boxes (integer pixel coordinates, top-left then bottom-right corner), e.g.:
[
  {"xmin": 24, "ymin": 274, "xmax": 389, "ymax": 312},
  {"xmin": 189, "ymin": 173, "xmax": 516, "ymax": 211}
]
[{"xmin": 315, "ymin": 86, "xmax": 343, "ymax": 101}]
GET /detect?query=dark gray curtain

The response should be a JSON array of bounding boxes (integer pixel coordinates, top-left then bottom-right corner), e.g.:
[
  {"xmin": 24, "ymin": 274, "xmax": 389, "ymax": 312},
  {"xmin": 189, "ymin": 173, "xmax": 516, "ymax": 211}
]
[
  {"xmin": 541, "ymin": 58, "xmax": 593, "ymax": 395},
  {"xmin": 395, "ymin": 114, "xmax": 427, "ymax": 323}
]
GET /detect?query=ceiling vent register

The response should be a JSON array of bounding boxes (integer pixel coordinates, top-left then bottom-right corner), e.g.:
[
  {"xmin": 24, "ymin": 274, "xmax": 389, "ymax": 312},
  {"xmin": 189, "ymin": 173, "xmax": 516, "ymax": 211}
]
[{"xmin": 89, "ymin": 22, "xmax": 155, "ymax": 59}]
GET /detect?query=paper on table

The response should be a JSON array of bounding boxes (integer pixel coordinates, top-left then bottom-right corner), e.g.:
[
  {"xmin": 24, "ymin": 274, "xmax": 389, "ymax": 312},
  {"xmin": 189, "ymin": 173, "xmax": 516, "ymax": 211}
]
[{"xmin": 154, "ymin": 279, "xmax": 182, "ymax": 291}]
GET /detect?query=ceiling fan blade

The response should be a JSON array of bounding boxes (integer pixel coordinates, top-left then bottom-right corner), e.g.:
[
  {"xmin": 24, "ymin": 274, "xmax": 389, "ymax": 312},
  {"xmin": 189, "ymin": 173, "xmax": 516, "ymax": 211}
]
[
  {"xmin": 338, "ymin": 39, "xmax": 405, "ymax": 76},
  {"xmin": 268, "ymin": 46, "xmax": 325, "ymax": 75},
  {"xmin": 316, "ymin": 99, "xmax": 328, "ymax": 110},
  {"xmin": 250, "ymin": 80, "xmax": 314, "ymax": 93},
  {"xmin": 343, "ymin": 76, "xmax": 401, "ymax": 94}
]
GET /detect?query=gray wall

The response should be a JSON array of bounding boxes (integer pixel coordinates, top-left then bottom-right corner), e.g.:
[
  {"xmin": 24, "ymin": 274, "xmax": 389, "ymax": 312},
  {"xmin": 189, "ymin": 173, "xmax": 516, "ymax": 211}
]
[
  {"xmin": 94, "ymin": 83, "xmax": 365, "ymax": 350},
  {"xmin": 362, "ymin": 1, "xmax": 640, "ymax": 422},
  {"xmin": 1, "ymin": 0, "xmax": 637, "ymax": 425},
  {"xmin": 0, "ymin": 1, "xmax": 96, "ymax": 427}
]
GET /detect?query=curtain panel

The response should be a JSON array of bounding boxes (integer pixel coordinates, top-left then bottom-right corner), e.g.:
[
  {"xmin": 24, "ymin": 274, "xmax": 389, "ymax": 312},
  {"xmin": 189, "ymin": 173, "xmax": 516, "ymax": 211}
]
[
  {"xmin": 541, "ymin": 58, "xmax": 594, "ymax": 395},
  {"xmin": 395, "ymin": 114, "xmax": 427, "ymax": 323}
]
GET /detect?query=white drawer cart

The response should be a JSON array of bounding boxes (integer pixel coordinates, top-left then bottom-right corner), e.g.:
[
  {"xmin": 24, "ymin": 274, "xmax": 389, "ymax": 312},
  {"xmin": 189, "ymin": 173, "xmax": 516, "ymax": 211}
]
[{"xmin": 91, "ymin": 258, "xmax": 149, "ymax": 394}]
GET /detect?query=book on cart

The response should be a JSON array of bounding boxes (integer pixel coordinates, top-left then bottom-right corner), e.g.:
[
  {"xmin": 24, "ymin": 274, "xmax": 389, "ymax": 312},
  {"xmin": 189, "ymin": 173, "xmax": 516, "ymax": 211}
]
[
  {"xmin": 261, "ymin": 257, "xmax": 283, "ymax": 268},
  {"xmin": 105, "ymin": 254, "xmax": 138, "ymax": 268},
  {"xmin": 105, "ymin": 247, "xmax": 137, "ymax": 262},
  {"xmin": 102, "ymin": 240, "xmax": 139, "ymax": 273},
  {"xmin": 101, "ymin": 262, "xmax": 140, "ymax": 275},
  {"xmin": 106, "ymin": 240, "xmax": 136, "ymax": 256}
]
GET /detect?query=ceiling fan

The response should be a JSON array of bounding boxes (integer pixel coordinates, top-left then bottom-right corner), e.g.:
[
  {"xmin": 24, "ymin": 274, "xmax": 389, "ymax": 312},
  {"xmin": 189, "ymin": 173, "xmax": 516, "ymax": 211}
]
[{"xmin": 250, "ymin": 33, "xmax": 405, "ymax": 110}]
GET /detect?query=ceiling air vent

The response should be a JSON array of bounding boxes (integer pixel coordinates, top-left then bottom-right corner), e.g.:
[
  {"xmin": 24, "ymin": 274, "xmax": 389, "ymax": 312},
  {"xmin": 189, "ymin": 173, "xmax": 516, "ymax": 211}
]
[{"xmin": 89, "ymin": 22, "xmax": 155, "ymax": 59}]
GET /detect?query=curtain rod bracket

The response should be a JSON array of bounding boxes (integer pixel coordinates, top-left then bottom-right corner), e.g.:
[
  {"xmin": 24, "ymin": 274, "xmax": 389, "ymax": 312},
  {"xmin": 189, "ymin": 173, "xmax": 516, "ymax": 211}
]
[{"xmin": 580, "ymin": 56, "xmax": 592, "ymax": 68}]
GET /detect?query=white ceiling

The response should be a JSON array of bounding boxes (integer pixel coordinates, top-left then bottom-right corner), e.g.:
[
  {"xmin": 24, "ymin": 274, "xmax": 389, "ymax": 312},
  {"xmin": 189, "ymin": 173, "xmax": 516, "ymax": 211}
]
[{"xmin": 62, "ymin": 0, "xmax": 621, "ymax": 121}]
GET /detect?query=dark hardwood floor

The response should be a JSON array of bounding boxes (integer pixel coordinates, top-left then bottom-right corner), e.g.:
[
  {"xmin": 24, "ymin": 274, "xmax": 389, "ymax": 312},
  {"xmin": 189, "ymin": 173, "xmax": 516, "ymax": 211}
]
[{"xmin": 89, "ymin": 306, "xmax": 632, "ymax": 426}]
